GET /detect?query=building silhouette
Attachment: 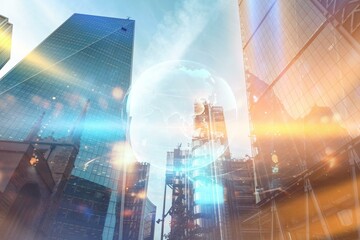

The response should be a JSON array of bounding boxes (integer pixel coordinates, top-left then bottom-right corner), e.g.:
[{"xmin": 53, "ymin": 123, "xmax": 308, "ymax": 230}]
[
  {"xmin": 0, "ymin": 108, "xmax": 84, "ymax": 239},
  {"xmin": 113, "ymin": 162, "xmax": 155, "ymax": 240},
  {"xmin": 48, "ymin": 175, "xmax": 112, "ymax": 240},
  {"xmin": 191, "ymin": 101, "xmax": 230, "ymax": 240},
  {"xmin": 163, "ymin": 146, "xmax": 193, "ymax": 240},
  {"xmin": 0, "ymin": 13, "xmax": 134, "ymax": 239},
  {"xmin": 239, "ymin": 0, "xmax": 360, "ymax": 239},
  {"xmin": 0, "ymin": 15, "xmax": 12, "ymax": 70},
  {"xmin": 143, "ymin": 198, "xmax": 156, "ymax": 240},
  {"xmin": 220, "ymin": 158, "xmax": 256, "ymax": 239},
  {"xmin": 0, "ymin": 141, "xmax": 59, "ymax": 240},
  {"xmin": 162, "ymin": 101, "xmax": 234, "ymax": 240},
  {"xmin": 0, "ymin": 105, "xmax": 153, "ymax": 240}
]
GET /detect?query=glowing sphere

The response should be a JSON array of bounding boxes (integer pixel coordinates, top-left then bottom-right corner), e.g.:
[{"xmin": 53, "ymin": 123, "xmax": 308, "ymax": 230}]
[{"xmin": 127, "ymin": 60, "xmax": 237, "ymax": 170}]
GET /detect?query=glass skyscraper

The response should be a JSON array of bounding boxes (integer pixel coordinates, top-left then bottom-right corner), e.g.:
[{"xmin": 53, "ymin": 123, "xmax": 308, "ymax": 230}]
[
  {"xmin": 143, "ymin": 199, "xmax": 156, "ymax": 240},
  {"xmin": 0, "ymin": 13, "xmax": 134, "ymax": 238},
  {"xmin": 0, "ymin": 15, "xmax": 12, "ymax": 70},
  {"xmin": 239, "ymin": 1, "xmax": 360, "ymax": 239},
  {"xmin": 239, "ymin": 0, "xmax": 360, "ymax": 195}
]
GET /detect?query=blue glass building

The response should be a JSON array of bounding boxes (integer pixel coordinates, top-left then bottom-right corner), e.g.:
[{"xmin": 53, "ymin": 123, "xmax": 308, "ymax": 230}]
[
  {"xmin": 49, "ymin": 176, "xmax": 112, "ymax": 240},
  {"xmin": 0, "ymin": 15, "xmax": 12, "ymax": 70},
  {"xmin": 0, "ymin": 14, "xmax": 134, "ymax": 239}
]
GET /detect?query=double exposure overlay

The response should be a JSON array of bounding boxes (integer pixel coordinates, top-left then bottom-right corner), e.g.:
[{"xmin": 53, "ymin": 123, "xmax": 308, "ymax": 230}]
[
  {"xmin": 0, "ymin": 14, "xmax": 136, "ymax": 239},
  {"xmin": 0, "ymin": 0, "xmax": 360, "ymax": 239},
  {"xmin": 239, "ymin": 0, "xmax": 360, "ymax": 239}
]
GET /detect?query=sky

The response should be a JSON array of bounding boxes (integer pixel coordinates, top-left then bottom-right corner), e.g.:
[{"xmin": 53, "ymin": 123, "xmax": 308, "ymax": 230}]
[{"xmin": 0, "ymin": 0, "xmax": 250, "ymax": 238}]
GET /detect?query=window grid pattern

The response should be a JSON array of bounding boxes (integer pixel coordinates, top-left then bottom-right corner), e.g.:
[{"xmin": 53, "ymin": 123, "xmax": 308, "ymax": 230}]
[
  {"xmin": 239, "ymin": 0, "xmax": 276, "ymax": 44},
  {"xmin": 273, "ymin": 23, "xmax": 360, "ymax": 139},
  {"xmin": 0, "ymin": 14, "xmax": 134, "ymax": 239},
  {"xmin": 243, "ymin": 0, "xmax": 326, "ymax": 84},
  {"xmin": 240, "ymin": 0, "xmax": 360, "ymax": 191}
]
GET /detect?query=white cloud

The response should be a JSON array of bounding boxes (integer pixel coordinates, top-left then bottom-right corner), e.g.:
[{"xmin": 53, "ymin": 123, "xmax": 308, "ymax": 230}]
[{"xmin": 137, "ymin": 0, "xmax": 223, "ymax": 76}]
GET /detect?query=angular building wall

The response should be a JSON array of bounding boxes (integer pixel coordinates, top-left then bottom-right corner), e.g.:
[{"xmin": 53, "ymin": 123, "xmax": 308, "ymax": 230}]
[
  {"xmin": 48, "ymin": 175, "xmax": 112, "ymax": 240},
  {"xmin": 0, "ymin": 101, "xmax": 116, "ymax": 240},
  {"xmin": 113, "ymin": 162, "xmax": 151, "ymax": 240},
  {"xmin": 143, "ymin": 198, "xmax": 156, "ymax": 240},
  {"xmin": 0, "ymin": 13, "xmax": 134, "ymax": 238},
  {"xmin": 239, "ymin": 0, "xmax": 360, "ymax": 195},
  {"xmin": 239, "ymin": 1, "xmax": 360, "ymax": 239},
  {"xmin": 0, "ymin": 141, "xmax": 54, "ymax": 240},
  {"xmin": 0, "ymin": 136, "xmax": 78, "ymax": 240},
  {"xmin": 220, "ymin": 158, "xmax": 256, "ymax": 240},
  {"xmin": 0, "ymin": 15, "xmax": 12, "ymax": 70}
]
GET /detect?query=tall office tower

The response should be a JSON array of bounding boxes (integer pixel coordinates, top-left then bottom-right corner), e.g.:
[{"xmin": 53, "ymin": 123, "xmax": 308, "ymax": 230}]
[
  {"xmin": 49, "ymin": 175, "xmax": 112, "ymax": 240},
  {"xmin": 220, "ymin": 158, "xmax": 256, "ymax": 240},
  {"xmin": 0, "ymin": 15, "xmax": 12, "ymax": 70},
  {"xmin": 162, "ymin": 102, "xmax": 231, "ymax": 240},
  {"xmin": 0, "ymin": 14, "xmax": 134, "ymax": 239},
  {"xmin": 164, "ymin": 146, "xmax": 193, "ymax": 240},
  {"xmin": 239, "ymin": 0, "xmax": 360, "ymax": 239},
  {"xmin": 113, "ymin": 162, "xmax": 152, "ymax": 240},
  {"xmin": 143, "ymin": 199, "xmax": 156, "ymax": 240},
  {"xmin": 191, "ymin": 101, "xmax": 230, "ymax": 240}
]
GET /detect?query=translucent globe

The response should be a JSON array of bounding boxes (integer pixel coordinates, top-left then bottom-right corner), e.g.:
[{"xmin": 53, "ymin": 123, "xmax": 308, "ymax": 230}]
[{"xmin": 127, "ymin": 60, "xmax": 237, "ymax": 171}]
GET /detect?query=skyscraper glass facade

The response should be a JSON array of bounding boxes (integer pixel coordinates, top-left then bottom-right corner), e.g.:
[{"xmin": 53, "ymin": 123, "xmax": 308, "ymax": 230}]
[
  {"xmin": 49, "ymin": 176, "xmax": 112, "ymax": 240},
  {"xmin": 143, "ymin": 198, "xmax": 156, "ymax": 240},
  {"xmin": 0, "ymin": 13, "xmax": 134, "ymax": 238},
  {"xmin": 0, "ymin": 15, "xmax": 12, "ymax": 70},
  {"xmin": 113, "ymin": 162, "xmax": 151, "ymax": 240},
  {"xmin": 239, "ymin": 1, "xmax": 360, "ymax": 238},
  {"xmin": 239, "ymin": 0, "xmax": 360, "ymax": 196}
]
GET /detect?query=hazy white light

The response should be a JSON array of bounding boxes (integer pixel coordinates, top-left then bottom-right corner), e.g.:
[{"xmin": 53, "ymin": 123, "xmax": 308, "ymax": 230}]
[
  {"xmin": 128, "ymin": 60, "xmax": 237, "ymax": 170},
  {"xmin": 253, "ymin": 95, "xmax": 258, "ymax": 102},
  {"xmin": 112, "ymin": 87, "xmax": 124, "ymax": 100},
  {"xmin": 110, "ymin": 142, "xmax": 136, "ymax": 169},
  {"xmin": 337, "ymin": 209, "xmax": 353, "ymax": 226}
]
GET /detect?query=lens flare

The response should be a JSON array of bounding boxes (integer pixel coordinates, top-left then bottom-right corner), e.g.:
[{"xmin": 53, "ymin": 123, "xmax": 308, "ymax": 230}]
[
  {"xmin": 112, "ymin": 87, "xmax": 124, "ymax": 100},
  {"xmin": 110, "ymin": 142, "xmax": 136, "ymax": 169}
]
